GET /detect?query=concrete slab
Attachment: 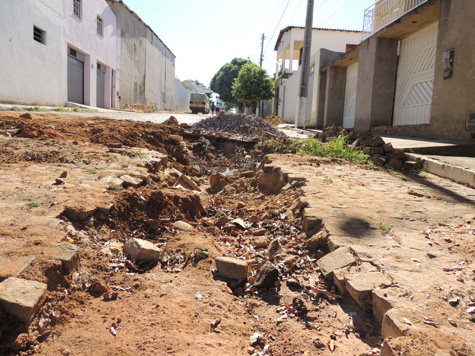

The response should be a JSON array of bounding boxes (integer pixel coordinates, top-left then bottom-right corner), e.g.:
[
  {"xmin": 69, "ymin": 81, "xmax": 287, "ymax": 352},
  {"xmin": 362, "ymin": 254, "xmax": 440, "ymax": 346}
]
[
  {"xmin": 0, "ymin": 256, "xmax": 36, "ymax": 281},
  {"xmin": 0, "ymin": 277, "xmax": 47, "ymax": 324},
  {"xmin": 317, "ymin": 247, "xmax": 356, "ymax": 279}
]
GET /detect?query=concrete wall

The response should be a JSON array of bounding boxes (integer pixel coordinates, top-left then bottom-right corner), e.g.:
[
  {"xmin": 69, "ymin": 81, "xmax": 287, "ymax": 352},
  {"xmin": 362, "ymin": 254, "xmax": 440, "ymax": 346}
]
[
  {"xmin": 324, "ymin": 66, "xmax": 346, "ymax": 127},
  {"xmin": 174, "ymin": 78, "xmax": 191, "ymax": 113},
  {"xmin": 107, "ymin": 1, "xmax": 175, "ymax": 110},
  {"xmin": 430, "ymin": 0, "xmax": 475, "ymax": 139},
  {"xmin": 0, "ymin": 0, "xmax": 67, "ymax": 106},
  {"xmin": 65, "ymin": 0, "xmax": 119, "ymax": 108}
]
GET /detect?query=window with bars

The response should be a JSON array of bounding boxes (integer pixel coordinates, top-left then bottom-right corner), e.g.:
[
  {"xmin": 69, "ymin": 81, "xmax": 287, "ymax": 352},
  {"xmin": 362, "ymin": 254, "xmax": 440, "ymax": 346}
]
[
  {"xmin": 97, "ymin": 16, "xmax": 103, "ymax": 36},
  {"xmin": 33, "ymin": 26, "xmax": 45, "ymax": 45},
  {"xmin": 73, "ymin": 0, "xmax": 81, "ymax": 19}
]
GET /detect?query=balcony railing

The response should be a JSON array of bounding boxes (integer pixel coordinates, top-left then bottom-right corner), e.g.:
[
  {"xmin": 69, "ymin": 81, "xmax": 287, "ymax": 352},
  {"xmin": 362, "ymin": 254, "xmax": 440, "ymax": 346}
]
[{"xmin": 362, "ymin": 0, "xmax": 428, "ymax": 40}]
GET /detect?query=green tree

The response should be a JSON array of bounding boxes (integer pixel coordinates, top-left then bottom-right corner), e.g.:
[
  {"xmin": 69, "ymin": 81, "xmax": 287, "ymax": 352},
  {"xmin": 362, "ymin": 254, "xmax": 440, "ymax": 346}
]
[
  {"xmin": 187, "ymin": 79, "xmax": 204, "ymax": 86},
  {"xmin": 232, "ymin": 63, "xmax": 274, "ymax": 113},
  {"xmin": 210, "ymin": 58, "xmax": 251, "ymax": 104}
]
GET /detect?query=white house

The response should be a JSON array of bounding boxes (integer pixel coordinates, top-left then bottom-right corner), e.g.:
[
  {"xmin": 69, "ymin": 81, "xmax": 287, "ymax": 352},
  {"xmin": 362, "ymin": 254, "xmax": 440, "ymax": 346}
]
[{"xmin": 274, "ymin": 26, "xmax": 362, "ymax": 126}]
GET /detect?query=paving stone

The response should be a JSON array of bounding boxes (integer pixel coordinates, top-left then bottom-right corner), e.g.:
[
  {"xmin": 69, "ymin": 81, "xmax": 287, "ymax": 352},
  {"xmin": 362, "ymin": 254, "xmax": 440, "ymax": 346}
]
[
  {"xmin": 174, "ymin": 220, "xmax": 193, "ymax": 231},
  {"xmin": 317, "ymin": 247, "xmax": 356, "ymax": 279},
  {"xmin": 381, "ymin": 307, "xmax": 413, "ymax": 339},
  {"xmin": 372, "ymin": 287, "xmax": 401, "ymax": 325},
  {"xmin": 55, "ymin": 243, "xmax": 80, "ymax": 274},
  {"xmin": 0, "ymin": 277, "xmax": 47, "ymax": 324},
  {"xmin": 0, "ymin": 256, "xmax": 36, "ymax": 281},
  {"xmin": 124, "ymin": 238, "xmax": 164, "ymax": 264},
  {"xmin": 345, "ymin": 272, "xmax": 392, "ymax": 311},
  {"xmin": 215, "ymin": 256, "xmax": 248, "ymax": 281}
]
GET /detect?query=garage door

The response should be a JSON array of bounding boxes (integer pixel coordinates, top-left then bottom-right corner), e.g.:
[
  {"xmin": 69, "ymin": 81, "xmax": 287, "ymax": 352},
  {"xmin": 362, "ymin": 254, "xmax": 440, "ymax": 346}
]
[
  {"xmin": 394, "ymin": 22, "xmax": 438, "ymax": 126},
  {"xmin": 343, "ymin": 62, "xmax": 359, "ymax": 128},
  {"xmin": 96, "ymin": 63, "xmax": 106, "ymax": 108},
  {"xmin": 67, "ymin": 48, "xmax": 85, "ymax": 104}
]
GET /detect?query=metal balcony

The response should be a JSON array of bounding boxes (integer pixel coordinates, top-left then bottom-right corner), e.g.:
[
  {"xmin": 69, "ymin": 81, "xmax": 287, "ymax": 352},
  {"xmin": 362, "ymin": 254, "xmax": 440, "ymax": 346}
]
[{"xmin": 362, "ymin": 0, "xmax": 428, "ymax": 40}]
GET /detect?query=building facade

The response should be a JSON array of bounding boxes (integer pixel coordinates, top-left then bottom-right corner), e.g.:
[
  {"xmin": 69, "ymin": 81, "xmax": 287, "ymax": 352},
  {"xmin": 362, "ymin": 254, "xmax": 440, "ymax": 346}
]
[
  {"xmin": 274, "ymin": 27, "xmax": 362, "ymax": 126},
  {"xmin": 322, "ymin": 0, "xmax": 475, "ymax": 140}
]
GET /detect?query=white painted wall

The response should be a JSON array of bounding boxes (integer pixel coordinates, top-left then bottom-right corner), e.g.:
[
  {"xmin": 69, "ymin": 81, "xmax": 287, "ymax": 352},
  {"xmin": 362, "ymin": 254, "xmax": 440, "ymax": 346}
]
[
  {"xmin": 174, "ymin": 78, "xmax": 191, "ymax": 113},
  {"xmin": 65, "ymin": 0, "xmax": 119, "ymax": 108},
  {"xmin": 0, "ymin": 0, "xmax": 67, "ymax": 106}
]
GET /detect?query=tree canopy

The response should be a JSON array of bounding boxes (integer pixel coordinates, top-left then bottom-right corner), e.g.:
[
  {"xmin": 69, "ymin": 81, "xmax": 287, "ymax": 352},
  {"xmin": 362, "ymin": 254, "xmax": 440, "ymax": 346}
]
[
  {"xmin": 210, "ymin": 58, "xmax": 251, "ymax": 104},
  {"xmin": 232, "ymin": 62, "xmax": 274, "ymax": 111}
]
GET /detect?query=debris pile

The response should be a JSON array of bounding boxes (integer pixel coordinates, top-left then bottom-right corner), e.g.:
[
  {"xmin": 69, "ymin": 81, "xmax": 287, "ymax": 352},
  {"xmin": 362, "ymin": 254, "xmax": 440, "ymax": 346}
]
[
  {"xmin": 315, "ymin": 125, "xmax": 422, "ymax": 171},
  {"xmin": 191, "ymin": 114, "xmax": 287, "ymax": 140},
  {"xmin": 123, "ymin": 104, "xmax": 158, "ymax": 113},
  {"xmin": 264, "ymin": 114, "xmax": 286, "ymax": 126}
]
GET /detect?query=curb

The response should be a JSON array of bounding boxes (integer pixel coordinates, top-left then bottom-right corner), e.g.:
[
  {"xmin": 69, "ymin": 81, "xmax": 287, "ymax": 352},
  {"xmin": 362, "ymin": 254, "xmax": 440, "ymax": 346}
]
[{"xmin": 407, "ymin": 153, "xmax": 475, "ymax": 188}]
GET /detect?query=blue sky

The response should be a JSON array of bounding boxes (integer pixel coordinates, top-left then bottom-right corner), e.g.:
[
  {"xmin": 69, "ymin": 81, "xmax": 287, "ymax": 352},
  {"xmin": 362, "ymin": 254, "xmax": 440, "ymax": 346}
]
[{"xmin": 124, "ymin": 0, "xmax": 374, "ymax": 85}]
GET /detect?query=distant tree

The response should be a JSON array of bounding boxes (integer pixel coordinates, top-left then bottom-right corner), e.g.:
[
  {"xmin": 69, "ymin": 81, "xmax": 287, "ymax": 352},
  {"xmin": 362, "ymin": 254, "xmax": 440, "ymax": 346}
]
[
  {"xmin": 232, "ymin": 63, "xmax": 274, "ymax": 113},
  {"xmin": 187, "ymin": 79, "xmax": 205, "ymax": 86},
  {"xmin": 210, "ymin": 58, "xmax": 252, "ymax": 104}
]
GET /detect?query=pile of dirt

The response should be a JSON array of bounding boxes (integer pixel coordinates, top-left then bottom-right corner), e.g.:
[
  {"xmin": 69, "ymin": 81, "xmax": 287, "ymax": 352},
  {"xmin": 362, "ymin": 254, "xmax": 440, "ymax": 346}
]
[
  {"xmin": 264, "ymin": 114, "xmax": 286, "ymax": 126},
  {"xmin": 191, "ymin": 114, "xmax": 287, "ymax": 140},
  {"xmin": 123, "ymin": 104, "xmax": 157, "ymax": 113}
]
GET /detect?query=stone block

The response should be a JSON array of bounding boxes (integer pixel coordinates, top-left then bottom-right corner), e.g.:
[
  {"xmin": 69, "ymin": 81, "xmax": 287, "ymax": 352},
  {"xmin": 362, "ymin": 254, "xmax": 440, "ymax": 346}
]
[
  {"xmin": 389, "ymin": 159, "xmax": 403, "ymax": 170},
  {"xmin": 371, "ymin": 146, "xmax": 384, "ymax": 155},
  {"xmin": 120, "ymin": 175, "xmax": 143, "ymax": 188},
  {"xmin": 372, "ymin": 287, "xmax": 400, "ymax": 325},
  {"xmin": 373, "ymin": 155, "xmax": 387, "ymax": 167},
  {"xmin": 403, "ymin": 160, "xmax": 419, "ymax": 170},
  {"xmin": 381, "ymin": 338, "xmax": 401, "ymax": 356},
  {"xmin": 124, "ymin": 238, "xmax": 164, "ymax": 264},
  {"xmin": 333, "ymin": 268, "xmax": 348, "ymax": 294},
  {"xmin": 381, "ymin": 308, "xmax": 412, "ymax": 339},
  {"xmin": 56, "ymin": 243, "xmax": 80, "ymax": 274},
  {"xmin": 317, "ymin": 247, "xmax": 356, "ymax": 279},
  {"xmin": 383, "ymin": 143, "xmax": 394, "ymax": 153},
  {"xmin": 0, "ymin": 277, "xmax": 47, "ymax": 324},
  {"xmin": 0, "ymin": 256, "xmax": 36, "ymax": 281},
  {"xmin": 369, "ymin": 136, "xmax": 385, "ymax": 147},
  {"xmin": 215, "ymin": 256, "xmax": 248, "ymax": 281},
  {"xmin": 345, "ymin": 272, "xmax": 392, "ymax": 311},
  {"xmin": 303, "ymin": 210, "xmax": 323, "ymax": 236}
]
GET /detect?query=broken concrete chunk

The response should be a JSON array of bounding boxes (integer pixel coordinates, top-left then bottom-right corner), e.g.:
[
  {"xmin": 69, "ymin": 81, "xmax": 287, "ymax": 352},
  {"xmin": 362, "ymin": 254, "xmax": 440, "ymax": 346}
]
[
  {"xmin": 317, "ymin": 247, "xmax": 356, "ymax": 279},
  {"xmin": 381, "ymin": 308, "xmax": 413, "ymax": 339},
  {"xmin": 257, "ymin": 166, "xmax": 289, "ymax": 194},
  {"xmin": 209, "ymin": 173, "xmax": 228, "ymax": 194},
  {"xmin": 0, "ymin": 277, "xmax": 47, "ymax": 324},
  {"xmin": 124, "ymin": 238, "xmax": 164, "ymax": 264},
  {"xmin": 345, "ymin": 272, "xmax": 392, "ymax": 311},
  {"xmin": 267, "ymin": 239, "xmax": 284, "ymax": 261},
  {"xmin": 306, "ymin": 229, "xmax": 329, "ymax": 251},
  {"xmin": 56, "ymin": 243, "xmax": 80, "ymax": 274},
  {"xmin": 0, "ymin": 256, "xmax": 36, "ymax": 281},
  {"xmin": 215, "ymin": 256, "xmax": 248, "ymax": 281},
  {"xmin": 174, "ymin": 220, "xmax": 193, "ymax": 231},
  {"xmin": 372, "ymin": 287, "xmax": 400, "ymax": 325},
  {"xmin": 120, "ymin": 175, "xmax": 143, "ymax": 188}
]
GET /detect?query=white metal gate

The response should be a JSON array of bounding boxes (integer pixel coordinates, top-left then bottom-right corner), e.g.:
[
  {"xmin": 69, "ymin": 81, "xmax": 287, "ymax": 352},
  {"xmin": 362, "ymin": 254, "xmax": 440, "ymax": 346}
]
[
  {"xmin": 67, "ymin": 48, "xmax": 85, "ymax": 104},
  {"xmin": 343, "ymin": 62, "xmax": 359, "ymax": 128},
  {"xmin": 394, "ymin": 21, "xmax": 438, "ymax": 126}
]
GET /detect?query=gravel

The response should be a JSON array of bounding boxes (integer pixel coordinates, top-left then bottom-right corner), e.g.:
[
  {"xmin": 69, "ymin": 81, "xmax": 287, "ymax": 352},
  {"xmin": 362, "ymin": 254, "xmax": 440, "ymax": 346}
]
[{"xmin": 192, "ymin": 114, "xmax": 287, "ymax": 139}]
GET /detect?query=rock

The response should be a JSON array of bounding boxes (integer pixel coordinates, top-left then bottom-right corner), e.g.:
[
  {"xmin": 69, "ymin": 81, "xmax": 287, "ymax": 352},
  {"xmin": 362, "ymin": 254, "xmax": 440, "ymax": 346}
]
[
  {"xmin": 163, "ymin": 116, "xmax": 179, "ymax": 126},
  {"xmin": 373, "ymin": 155, "xmax": 387, "ymax": 167},
  {"xmin": 0, "ymin": 277, "xmax": 47, "ymax": 324},
  {"xmin": 62, "ymin": 205, "xmax": 96, "ymax": 222},
  {"xmin": 258, "ymin": 166, "xmax": 289, "ymax": 194},
  {"xmin": 368, "ymin": 135, "xmax": 385, "ymax": 147},
  {"xmin": 209, "ymin": 173, "xmax": 228, "ymax": 193},
  {"xmin": 88, "ymin": 280, "xmax": 109, "ymax": 297},
  {"xmin": 267, "ymin": 239, "xmax": 283, "ymax": 261},
  {"xmin": 383, "ymin": 143, "xmax": 394, "ymax": 153},
  {"xmin": 389, "ymin": 159, "xmax": 403, "ymax": 170},
  {"xmin": 317, "ymin": 247, "xmax": 356, "ymax": 279},
  {"xmin": 306, "ymin": 229, "xmax": 329, "ymax": 251},
  {"xmin": 371, "ymin": 146, "xmax": 384, "ymax": 155},
  {"xmin": 372, "ymin": 287, "xmax": 401, "ymax": 325},
  {"xmin": 124, "ymin": 238, "xmax": 164, "ymax": 264},
  {"xmin": 250, "ymin": 227, "xmax": 267, "ymax": 236},
  {"xmin": 174, "ymin": 220, "xmax": 193, "ymax": 231},
  {"xmin": 252, "ymin": 236, "xmax": 269, "ymax": 248},
  {"xmin": 59, "ymin": 171, "xmax": 68, "ymax": 178},
  {"xmin": 55, "ymin": 243, "xmax": 80, "ymax": 274},
  {"xmin": 215, "ymin": 256, "xmax": 248, "ymax": 281},
  {"xmin": 250, "ymin": 332, "xmax": 261, "ymax": 346},
  {"xmin": 253, "ymin": 264, "xmax": 279, "ymax": 289},
  {"xmin": 0, "ymin": 256, "xmax": 36, "ymax": 281},
  {"xmin": 120, "ymin": 175, "xmax": 143, "ymax": 188},
  {"xmin": 55, "ymin": 178, "xmax": 65, "ymax": 185},
  {"xmin": 303, "ymin": 213, "xmax": 323, "ymax": 237},
  {"xmin": 381, "ymin": 308, "xmax": 413, "ymax": 339}
]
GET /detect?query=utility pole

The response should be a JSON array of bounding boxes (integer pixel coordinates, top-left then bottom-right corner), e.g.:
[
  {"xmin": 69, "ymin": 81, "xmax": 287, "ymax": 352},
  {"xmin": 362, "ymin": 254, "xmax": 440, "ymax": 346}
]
[
  {"xmin": 295, "ymin": 0, "xmax": 314, "ymax": 128},
  {"xmin": 258, "ymin": 33, "xmax": 266, "ymax": 116}
]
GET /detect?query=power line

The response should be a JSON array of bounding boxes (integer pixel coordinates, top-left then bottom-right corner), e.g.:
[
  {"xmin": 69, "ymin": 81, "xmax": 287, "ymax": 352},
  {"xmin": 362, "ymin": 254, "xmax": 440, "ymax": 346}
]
[
  {"xmin": 263, "ymin": 0, "xmax": 292, "ymax": 56},
  {"xmin": 317, "ymin": 0, "xmax": 352, "ymax": 27}
]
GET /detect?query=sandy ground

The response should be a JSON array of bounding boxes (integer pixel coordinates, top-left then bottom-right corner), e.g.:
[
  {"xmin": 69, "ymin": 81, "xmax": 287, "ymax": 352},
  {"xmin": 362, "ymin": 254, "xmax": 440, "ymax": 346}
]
[{"xmin": 0, "ymin": 112, "xmax": 473, "ymax": 356}]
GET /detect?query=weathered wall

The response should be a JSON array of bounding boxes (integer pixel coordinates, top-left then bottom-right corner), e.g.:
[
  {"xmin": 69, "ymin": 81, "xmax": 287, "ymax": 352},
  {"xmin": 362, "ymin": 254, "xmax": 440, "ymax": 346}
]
[
  {"xmin": 430, "ymin": 0, "xmax": 475, "ymax": 139},
  {"xmin": 65, "ymin": 0, "xmax": 119, "ymax": 108},
  {"xmin": 0, "ymin": 0, "xmax": 67, "ymax": 106},
  {"xmin": 107, "ymin": 1, "xmax": 175, "ymax": 110},
  {"xmin": 324, "ymin": 66, "xmax": 346, "ymax": 127}
]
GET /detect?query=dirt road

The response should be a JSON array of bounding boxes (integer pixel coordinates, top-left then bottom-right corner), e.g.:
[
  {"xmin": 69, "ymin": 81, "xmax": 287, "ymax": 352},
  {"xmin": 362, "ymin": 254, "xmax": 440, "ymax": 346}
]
[{"xmin": 0, "ymin": 112, "xmax": 473, "ymax": 356}]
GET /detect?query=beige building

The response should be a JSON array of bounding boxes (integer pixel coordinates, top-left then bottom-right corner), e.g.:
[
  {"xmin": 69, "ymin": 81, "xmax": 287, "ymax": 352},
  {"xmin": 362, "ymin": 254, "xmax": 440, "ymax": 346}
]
[{"xmin": 320, "ymin": 0, "xmax": 475, "ymax": 140}]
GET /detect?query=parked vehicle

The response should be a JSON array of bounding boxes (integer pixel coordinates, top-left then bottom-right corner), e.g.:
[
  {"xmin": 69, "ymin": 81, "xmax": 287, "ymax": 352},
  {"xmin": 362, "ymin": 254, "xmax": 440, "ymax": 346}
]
[
  {"xmin": 189, "ymin": 93, "xmax": 210, "ymax": 114},
  {"xmin": 228, "ymin": 108, "xmax": 238, "ymax": 114}
]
